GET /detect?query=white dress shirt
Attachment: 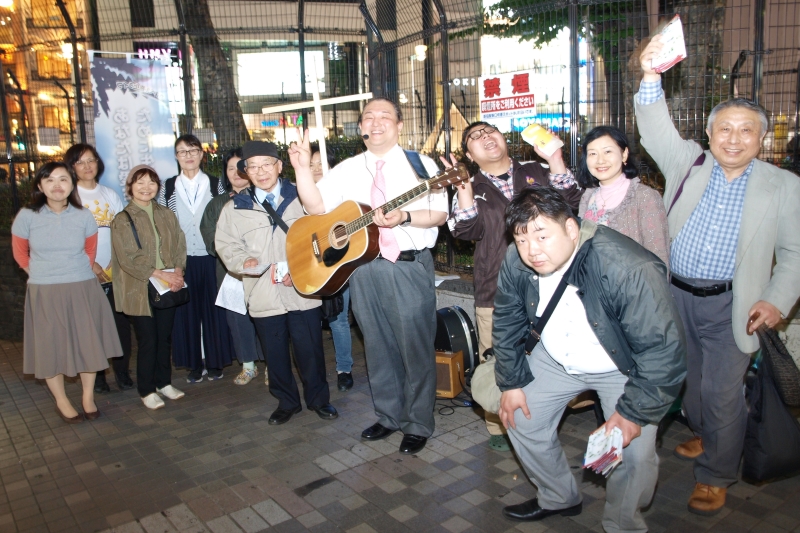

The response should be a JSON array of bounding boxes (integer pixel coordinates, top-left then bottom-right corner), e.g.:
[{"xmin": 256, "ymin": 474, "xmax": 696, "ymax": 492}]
[
  {"xmin": 316, "ymin": 144, "xmax": 448, "ymax": 251},
  {"xmin": 177, "ymin": 170, "xmax": 210, "ymax": 214},
  {"xmin": 537, "ymin": 251, "xmax": 618, "ymax": 375}
]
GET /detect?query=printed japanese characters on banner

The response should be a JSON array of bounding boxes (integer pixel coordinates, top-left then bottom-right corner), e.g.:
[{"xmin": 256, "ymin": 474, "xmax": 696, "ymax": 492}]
[
  {"xmin": 90, "ymin": 55, "xmax": 178, "ymax": 199},
  {"xmin": 479, "ymin": 70, "xmax": 537, "ymax": 120}
]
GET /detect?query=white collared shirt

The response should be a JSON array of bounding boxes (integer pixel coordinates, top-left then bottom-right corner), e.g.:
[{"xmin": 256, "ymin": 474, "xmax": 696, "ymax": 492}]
[
  {"xmin": 177, "ymin": 170, "xmax": 210, "ymax": 214},
  {"xmin": 537, "ymin": 250, "xmax": 618, "ymax": 375},
  {"xmin": 316, "ymin": 144, "xmax": 448, "ymax": 250}
]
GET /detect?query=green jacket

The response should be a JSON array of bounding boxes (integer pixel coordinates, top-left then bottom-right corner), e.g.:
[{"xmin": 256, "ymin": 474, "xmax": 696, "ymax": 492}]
[
  {"xmin": 200, "ymin": 191, "xmax": 236, "ymax": 288},
  {"xmin": 492, "ymin": 219, "xmax": 687, "ymax": 426},
  {"xmin": 111, "ymin": 202, "xmax": 187, "ymax": 317}
]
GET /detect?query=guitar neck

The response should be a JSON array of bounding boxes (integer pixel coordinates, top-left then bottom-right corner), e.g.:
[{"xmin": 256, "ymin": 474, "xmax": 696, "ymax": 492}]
[{"xmin": 346, "ymin": 181, "xmax": 431, "ymax": 234}]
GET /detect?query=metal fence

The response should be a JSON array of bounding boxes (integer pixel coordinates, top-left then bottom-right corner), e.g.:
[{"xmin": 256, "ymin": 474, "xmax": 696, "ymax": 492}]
[{"xmin": 0, "ymin": 0, "xmax": 797, "ymax": 271}]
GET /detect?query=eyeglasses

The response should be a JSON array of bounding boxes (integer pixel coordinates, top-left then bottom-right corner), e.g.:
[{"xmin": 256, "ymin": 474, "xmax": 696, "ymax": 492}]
[
  {"xmin": 466, "ymin": 126, "xmax": 498, "ymax": 140},
  {"xmin": 245, "ymin": 160, "xmax": 279, "ymax": 175},
  {"xmin": 75, "ymin": 158, "xmax": 98, "ymax": 167},
  {"xmin": 176, "ymin": 148, "xmax": 202, "ymax": 158}
]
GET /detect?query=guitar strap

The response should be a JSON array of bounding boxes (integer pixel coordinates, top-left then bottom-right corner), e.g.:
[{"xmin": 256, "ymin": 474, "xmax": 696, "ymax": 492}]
[{"xmin": 404, "ymin": 150, "xmax": 431, "ymax": 181}]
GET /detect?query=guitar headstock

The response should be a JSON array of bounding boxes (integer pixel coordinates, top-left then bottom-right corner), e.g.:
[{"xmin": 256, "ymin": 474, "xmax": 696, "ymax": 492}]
[{"xmin": 430, "ymin": 163, "xmax": 471, "ymax": 190}]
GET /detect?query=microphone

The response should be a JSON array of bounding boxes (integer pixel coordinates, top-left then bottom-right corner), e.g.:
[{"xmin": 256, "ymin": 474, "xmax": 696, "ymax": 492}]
[{"xmin": 361, "ymin": 134, "xmax": 369, "ymax": 140}]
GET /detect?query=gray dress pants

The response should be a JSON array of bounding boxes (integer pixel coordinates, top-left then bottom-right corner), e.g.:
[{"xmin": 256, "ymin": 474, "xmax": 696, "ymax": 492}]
[
  {"xmin": 349, "ymin": 250, "xmax": 437, "ymax": 437},
  {"xmin": 507, "ymin": 345, "xmax": 659, "ymax": 533},
  {"xmin": 670, "ymin": 276, "xmax": 752, "ymax": 487}
]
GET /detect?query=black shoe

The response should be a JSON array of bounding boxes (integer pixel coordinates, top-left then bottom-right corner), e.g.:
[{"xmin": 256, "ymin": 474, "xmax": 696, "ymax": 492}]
[
  {"xmin": 94, "ymin": 374, "xmax": 110, "ymax": 394},
  {"xmin": 311, "ymin": 403, "xmax": 338, "ymax": 420},
  {"xmin": 337, "ymin": 372, "xmax": 354, "ymax": 392},
  {"xmin": 399, "ymin": 434, "xmax": 427, "ymax": 455},
  {"xmin": 502, "ymin": 498, "xmax": 582, "ymax": 521},
  {"xmin": 186, "ymin": 368, "xmax": 204, "ymax": 383},
  {"xmin": 114, "ymin": 371, "xmax": 134, "ymax": 391},
  {"xmin": 268, "ymin": 406, "xmax": 302, "ymax": 425},
  {"xmin": 361, "ymin": 423, "xmax": 396, "ymax": 441}
]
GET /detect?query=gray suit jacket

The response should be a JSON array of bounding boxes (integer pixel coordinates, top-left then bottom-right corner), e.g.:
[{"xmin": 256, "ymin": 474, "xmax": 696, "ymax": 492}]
[{"xmin": 635, "ymin": 96, "xmax": 800, "ymax": 353}]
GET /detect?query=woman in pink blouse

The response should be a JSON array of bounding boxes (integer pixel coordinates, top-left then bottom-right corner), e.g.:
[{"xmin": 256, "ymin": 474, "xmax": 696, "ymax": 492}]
[{"xmin": 578, "ymin": 126, "xmax": 670, "ymax": 268}]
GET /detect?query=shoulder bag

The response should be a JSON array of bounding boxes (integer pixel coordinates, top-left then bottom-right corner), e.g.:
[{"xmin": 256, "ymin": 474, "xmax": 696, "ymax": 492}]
[{"xmin": 471, "ymin": 264, "xmax": 574, "ymax": 414}]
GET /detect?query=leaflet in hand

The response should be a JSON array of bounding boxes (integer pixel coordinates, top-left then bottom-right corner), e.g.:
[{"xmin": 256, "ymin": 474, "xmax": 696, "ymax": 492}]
[
  {"xmin": 520, "ymin": 124, "xmax": 564, "ymax": 157},
  {"xmin": 273, "ymin": 261, "xmax": 289, "ymax": 283},
  {"xmin": 149, "ymin": 268, "xmax": 187, "ymax": 296},
  {"xmin": 651, "ymin": 15, "xmax": 687, "ymax": 73},
  {"xmin": 584, "ymin": 426, "xmax": 623, "ymax": 477},
  {"xmin": 240, "ymin": 262, "xmax": 271, "ymax": 276}
]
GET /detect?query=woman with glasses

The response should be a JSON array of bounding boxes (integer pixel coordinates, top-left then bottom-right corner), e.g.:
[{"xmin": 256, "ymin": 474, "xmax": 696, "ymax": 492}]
[
  {"xmin": 64, "ymin": 143, "xmax": 133, "ymax": 394},
  {"xmin": 12, "ymin": 162, "xmax": 122, "ymax": 423},
  {"xmin": 158, "ymin": 134, "xmax": 233, "ymax": 383}
]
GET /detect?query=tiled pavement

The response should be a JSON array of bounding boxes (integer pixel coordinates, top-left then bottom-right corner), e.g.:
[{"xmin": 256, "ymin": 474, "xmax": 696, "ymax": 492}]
[{"xmin": 1, "ymin": 330, "xmax": 800, "ymax": 533}]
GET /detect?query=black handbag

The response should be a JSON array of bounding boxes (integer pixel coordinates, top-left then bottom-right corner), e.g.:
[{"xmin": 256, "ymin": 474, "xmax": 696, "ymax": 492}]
[
  {"xmin": 742, "ymin": 329, "xmax": 800, "ymax": 483},
  {"xmin": 122, "ymin": 211, "xmax": 190, "ymax": 309},
  {"xmin": 321, "ymin": 284, "xmax": 347, "ymax": 319},
  {"xmin": 756, "ymin": 327, "xmax": 800, "ymax": 406}
]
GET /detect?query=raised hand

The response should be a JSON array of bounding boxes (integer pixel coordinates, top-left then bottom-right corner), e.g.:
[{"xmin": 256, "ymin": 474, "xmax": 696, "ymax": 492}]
[{"xmin": 640, "ymin": 34, "xmax": 665, "ymax": 82}]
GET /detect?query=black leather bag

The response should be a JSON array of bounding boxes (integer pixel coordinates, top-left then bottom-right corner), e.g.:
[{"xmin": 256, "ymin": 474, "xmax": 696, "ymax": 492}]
[
  {"xmin": 757, "ymin": 327, "xmax": 800, "ymax": 406},
  {"xmin": 122, "ymin": 211, "xmax": 189, "ymax": 309},
  {"xmin": 742, "ymin": 330, "xmax": 800, "ymax": 483}
]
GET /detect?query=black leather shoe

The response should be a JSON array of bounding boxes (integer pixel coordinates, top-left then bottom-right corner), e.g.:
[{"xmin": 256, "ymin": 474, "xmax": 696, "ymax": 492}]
[
  {"xmin": 268, "ymin": 406, "xmax": 302, "ymax": 425},
  {"xmin": 337, "ymin": 372, "xmax": 354, "ymax": 392},
  {"xmin": 399, "ymin": 434, "xmax": 427, "ymax": 455},
  {"xmin": 502, "ymin": 498, "xmax": 582, "ymax": 521},
  {"xmin": 115, "ymin": 371, "xmax": 134, "ymax": 391},
  {"xmin": 361, "ymin": 423, "xmax": 396, "ymax": 441},
  {"xmin": 311, "ymin": 403, "xmax": 338, "ymax": 420},
  {"xmin": 94, "ymin": 374, "xmax": 110, "ymax": 394}
]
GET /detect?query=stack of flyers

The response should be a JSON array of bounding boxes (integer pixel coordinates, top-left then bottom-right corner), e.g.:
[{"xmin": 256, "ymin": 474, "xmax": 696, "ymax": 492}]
[
  {"xmin": 520, "ymin": 124, "xmax": 564, "ymax": 157},
  {"xmin": 584, "ymin": 427, "xmax": 623, "ymax": 477},
  {"xmin": 651, "ymin": 15, "xmax": 687, "ymax": 73}
]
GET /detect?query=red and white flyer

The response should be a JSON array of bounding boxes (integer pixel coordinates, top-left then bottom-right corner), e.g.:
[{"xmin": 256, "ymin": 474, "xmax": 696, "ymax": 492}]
[{"xmin": 651, "ymin": 15, "xmax": 687, "ymax": 73}]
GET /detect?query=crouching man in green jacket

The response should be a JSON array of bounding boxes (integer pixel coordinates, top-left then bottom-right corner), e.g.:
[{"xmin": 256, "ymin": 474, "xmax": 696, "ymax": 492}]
[{"xmin": 493, "ymin": 187, "xmax": 686, "ymax": 533}]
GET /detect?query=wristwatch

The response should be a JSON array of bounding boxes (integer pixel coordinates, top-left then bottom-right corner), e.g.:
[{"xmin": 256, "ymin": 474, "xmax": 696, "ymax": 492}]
[{"xmin": 400, "ymin": 211, "xmax": 412, "ymax": 227}]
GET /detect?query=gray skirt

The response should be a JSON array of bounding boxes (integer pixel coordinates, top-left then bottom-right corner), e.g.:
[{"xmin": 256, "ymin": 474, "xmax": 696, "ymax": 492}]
[{"xmin": 24, "ymin": 278, "xmax": 122, "ymax": 379}]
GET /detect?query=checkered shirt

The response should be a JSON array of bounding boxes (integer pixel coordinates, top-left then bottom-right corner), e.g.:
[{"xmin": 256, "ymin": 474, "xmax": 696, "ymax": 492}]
[
  {"xmin": 669, "ymin": 160, "xmax": 753, "ymax": 280},
  {"xmin": 451, "ymin": 162, "xmax": 575, "ymax": 222},
  {"xmin": 636, "ymin": 80, "xmax": 664, "ymax": 106}
]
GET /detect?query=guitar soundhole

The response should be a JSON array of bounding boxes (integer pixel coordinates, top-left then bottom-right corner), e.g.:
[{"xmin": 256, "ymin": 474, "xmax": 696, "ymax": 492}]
[{"xmin": 328, "ymin": 223, "xmax": 349, "ymax": 249}]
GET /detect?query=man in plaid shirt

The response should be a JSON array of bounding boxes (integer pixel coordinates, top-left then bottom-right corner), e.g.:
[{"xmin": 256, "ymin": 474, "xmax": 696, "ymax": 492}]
[
  {"xmin": 637, "ymin": 35, "xmax": 800, "ymax": 516},
  {"xmin": 445, "ymin": 121, "xmax": 582, "ymax": 452}
]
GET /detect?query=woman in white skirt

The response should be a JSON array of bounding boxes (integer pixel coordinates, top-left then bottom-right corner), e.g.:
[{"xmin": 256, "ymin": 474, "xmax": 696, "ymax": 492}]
[{"xmin": 11, "ymin": 162, "xmax": 122, "ymax": 424}]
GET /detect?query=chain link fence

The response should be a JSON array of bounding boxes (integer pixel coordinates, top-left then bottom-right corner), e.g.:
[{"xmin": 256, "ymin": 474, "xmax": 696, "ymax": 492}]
[{"xmin": 0, "ymin": 0, "xmax": 797, "ymax": 272}]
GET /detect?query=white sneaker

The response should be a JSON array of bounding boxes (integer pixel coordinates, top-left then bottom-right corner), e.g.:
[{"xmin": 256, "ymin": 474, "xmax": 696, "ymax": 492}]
[
  {"xmin": 142, "ymin": 393, "xmax": 165, "ymax": 410},
  {"xmin": 156, "ymin": 385, "xmax": 185, "ymax": 400}
]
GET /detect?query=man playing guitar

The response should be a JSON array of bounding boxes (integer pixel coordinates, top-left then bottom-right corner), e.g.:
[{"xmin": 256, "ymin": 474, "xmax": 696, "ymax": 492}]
[{"xmin": 289, "ymin": 98, "xmax": 448, "ymax": 455}]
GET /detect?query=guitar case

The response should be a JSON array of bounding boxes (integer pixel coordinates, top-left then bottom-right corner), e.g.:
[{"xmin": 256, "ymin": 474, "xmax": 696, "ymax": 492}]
[{"xmin": 435, "ymin": 306, "xmax": 479, "ymax": 376}]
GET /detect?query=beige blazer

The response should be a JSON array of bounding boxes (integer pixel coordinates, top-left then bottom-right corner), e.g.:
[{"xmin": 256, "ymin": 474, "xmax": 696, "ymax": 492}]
[{"xmin": 635, "ymin": 96, "xmax": 800, "ymax": 353}]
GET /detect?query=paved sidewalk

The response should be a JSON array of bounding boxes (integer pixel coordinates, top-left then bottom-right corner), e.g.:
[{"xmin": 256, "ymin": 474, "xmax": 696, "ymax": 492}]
[{"xmin": 1, "ymin": 331, "xmax": 799, "ymax": 533}]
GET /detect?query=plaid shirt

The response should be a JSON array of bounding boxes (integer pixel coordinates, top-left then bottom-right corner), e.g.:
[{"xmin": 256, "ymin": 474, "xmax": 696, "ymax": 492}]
[
  {"xmin": 670, "ymin": 160, "xmax": 753, "ymax": 280},
  {"xmin": 637, "ymin": 79, "xmax": 751, "ymax": 280},
  {"xmin": 451, "ymin": 163, "xmax": 575, "ymax": 222}
]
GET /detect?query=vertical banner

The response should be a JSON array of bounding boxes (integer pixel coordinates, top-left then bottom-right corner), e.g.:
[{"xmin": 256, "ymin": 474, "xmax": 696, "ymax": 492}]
[{"xmin": 90, "ymin": 55, "xmax": 177, "ymax": 199}]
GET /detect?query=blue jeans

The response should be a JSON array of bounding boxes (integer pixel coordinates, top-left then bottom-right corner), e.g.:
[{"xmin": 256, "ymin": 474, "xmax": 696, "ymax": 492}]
[
  {"xmin": 329, "ymin": 287, "xmax": 353, "ymax": 373},
  {"xmin": 226, "ymin": 309, "xmax": 263, "ymax": 364}
]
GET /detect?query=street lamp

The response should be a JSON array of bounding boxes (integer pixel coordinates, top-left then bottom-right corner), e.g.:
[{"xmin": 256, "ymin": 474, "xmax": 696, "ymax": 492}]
[{"xmin": 409, "ymin": 44, "xmax": 427, "ymax": 149}]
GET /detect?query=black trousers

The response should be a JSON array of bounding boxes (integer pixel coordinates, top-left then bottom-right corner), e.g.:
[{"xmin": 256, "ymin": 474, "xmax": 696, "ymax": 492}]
[
  {"xmin": 253, "ymin": 308, "xmax": 329, "ymax": 411},
  {"xmin": 129, "ymin": 307, "xmax": 177, "ymax": 397},
  {"xmin": 97, "ymin": 284, "xmax": 132, "ymax": 378}
]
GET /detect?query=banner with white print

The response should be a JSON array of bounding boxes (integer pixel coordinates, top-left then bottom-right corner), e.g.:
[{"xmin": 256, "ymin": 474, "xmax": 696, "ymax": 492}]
[{"xmin": 89, "ymin": 54, "xmax": 176, "ymax": 199}]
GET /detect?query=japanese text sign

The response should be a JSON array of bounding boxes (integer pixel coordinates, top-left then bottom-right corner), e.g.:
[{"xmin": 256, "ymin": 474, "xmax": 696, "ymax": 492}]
[
  {"xmin": 90, "ymin": 55, "xmax": 177, "ymax": 199},
  {"xmin": 479, "ymin": 70, "xmax": 537, "ymax": 120}
]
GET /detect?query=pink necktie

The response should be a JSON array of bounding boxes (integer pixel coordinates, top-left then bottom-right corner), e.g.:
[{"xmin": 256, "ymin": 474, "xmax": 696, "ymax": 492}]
[{"xmin": 371, "ymin": 160, "xmax": 401, "ymax": 263}]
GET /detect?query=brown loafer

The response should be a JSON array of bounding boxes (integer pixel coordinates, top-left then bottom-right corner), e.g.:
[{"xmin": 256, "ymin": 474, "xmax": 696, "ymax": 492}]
[
  {"xmin": 674, "ymin": 436, "xmax": 703, "ymax": 461},
  {"xmin": 55, "ymin": 406, "xmax": 84, "ymax": 424},
  {"xmin": 688, "ymin": 482, "xmax": 726, "ymax": 516},
  {"xmin": 84, "ymin": 410, "xmax": 102, "ymax": 421}
]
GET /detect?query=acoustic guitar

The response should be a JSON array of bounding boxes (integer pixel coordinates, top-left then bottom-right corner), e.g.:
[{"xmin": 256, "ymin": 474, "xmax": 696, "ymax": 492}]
[{"xmin": 287, "ymin": 163, "xmax": 471, "ymax": 296}]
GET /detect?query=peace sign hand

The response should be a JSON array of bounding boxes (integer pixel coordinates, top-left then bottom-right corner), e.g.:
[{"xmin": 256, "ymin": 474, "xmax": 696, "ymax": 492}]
[{"xmin": 288, "ymin": 128, "xmax": 312, "ymax": 170}]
